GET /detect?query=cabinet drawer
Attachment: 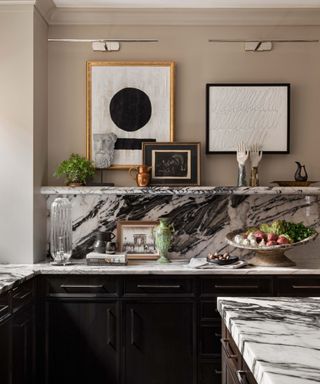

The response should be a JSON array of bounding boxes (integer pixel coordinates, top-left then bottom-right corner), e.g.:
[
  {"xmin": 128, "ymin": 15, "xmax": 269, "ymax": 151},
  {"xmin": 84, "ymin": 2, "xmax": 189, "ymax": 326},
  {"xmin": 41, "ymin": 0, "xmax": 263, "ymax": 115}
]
[
  {"xmin": 123, "ymin": 277, "xmax": 193, "ymax": 296},
  {"xmin": 12, "ymin": 280, "xmax": 33, "ymax": 313},
  {"xmin": 277, "ymin": 277, "xmax": 320, "ymax": 296},
  {"xmin": 45, "ymin": 276, "xmax": 118, "ymax": 297},
  {"xmin": 198, "ymin": 361, "xmax": 222, "ymax": 384},
  {"xmin": 0, "ymin": 293, "xmax": 9, "ymax": 322},
  {"xmin": 201, "ymin": 277, "xmax": 273, "ymax": 296},
  {"xmin": 199, "ymin": 322, "xmax": 221, "ymax": 358},
  {"xmin": 200, "ymin": 300, "xmax": 219, "ymax": 321}
]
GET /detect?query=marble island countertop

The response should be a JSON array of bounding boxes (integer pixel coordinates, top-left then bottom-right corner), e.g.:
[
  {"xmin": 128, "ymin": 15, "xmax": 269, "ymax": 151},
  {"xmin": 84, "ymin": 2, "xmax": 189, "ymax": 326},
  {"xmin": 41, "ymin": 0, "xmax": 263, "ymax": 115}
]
[{"xmin": 217, "ymin": 296, "xmax": 320, "ymax": 384}]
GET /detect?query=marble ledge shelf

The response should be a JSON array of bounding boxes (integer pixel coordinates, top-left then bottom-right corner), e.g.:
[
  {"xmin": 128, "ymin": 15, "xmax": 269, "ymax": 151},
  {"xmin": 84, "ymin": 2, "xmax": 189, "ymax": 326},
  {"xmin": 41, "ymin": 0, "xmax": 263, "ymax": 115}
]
[{"xmin": 40, "ymin": 186, "xmax": 320, "ymax": 196}]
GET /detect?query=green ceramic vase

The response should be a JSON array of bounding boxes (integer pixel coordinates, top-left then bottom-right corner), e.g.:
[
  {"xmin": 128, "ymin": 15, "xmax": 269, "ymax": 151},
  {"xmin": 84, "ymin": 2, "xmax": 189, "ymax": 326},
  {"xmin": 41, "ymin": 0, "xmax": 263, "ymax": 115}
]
[{"xmin": 155, "ymin": 218, "xmax": 174, "ymax": 264}]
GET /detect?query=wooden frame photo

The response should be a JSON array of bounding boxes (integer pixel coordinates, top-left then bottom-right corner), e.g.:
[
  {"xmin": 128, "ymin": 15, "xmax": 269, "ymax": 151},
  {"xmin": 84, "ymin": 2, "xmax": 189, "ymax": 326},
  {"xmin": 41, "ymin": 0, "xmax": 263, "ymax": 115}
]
[
  {"xmin": 206, "ymin": 83, "xmax": 290, "ymax": 154},
  {"xmin": 117, "ymin": 220, "xmax": 159, "ymax": 260},
  {"xmin": 87, "ymin": 61, "xmax": 175, "ymax": 169},
  {"xmin": 143, "ymin": 142, "xmax": 201, "ymax": 186}
]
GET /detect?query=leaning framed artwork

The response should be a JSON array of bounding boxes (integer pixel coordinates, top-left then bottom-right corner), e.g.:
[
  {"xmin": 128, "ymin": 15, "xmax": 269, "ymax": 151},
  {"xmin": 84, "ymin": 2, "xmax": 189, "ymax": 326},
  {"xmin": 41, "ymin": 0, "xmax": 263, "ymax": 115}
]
[
  {"xmin": 87, "ymin": 61, "xmax": 175, "ymax": 169},
  {"xmin": 117, "ymin": 220, "xmax": 159, "ymax": 260},
  {"xmin": 206, "ymin": 83, "xmax": 290, "ymax": 154},
  {"xmin": 142, "ymin": 142, "xmax": 201, "ymax": 186}
]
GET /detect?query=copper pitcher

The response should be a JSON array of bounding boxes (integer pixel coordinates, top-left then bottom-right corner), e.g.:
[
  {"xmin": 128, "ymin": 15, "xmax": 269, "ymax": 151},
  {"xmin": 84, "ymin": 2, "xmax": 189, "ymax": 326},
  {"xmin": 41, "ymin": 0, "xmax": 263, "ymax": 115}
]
[{"xmin": 129, "ymin": 165, "xmax": 152, "ymax": 187}]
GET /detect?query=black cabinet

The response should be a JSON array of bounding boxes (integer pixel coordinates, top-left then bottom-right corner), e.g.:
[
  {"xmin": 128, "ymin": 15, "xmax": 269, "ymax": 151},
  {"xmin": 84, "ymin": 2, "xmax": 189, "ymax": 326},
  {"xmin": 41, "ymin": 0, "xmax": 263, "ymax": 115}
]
[
  {"xmin": 12, "ymin": 306, "xmax": 34, "ymax": 384},
  {"xmin": 124, "ymin": 301, "xmax": 195, "ymax": 384},
  {"xmin": 0, "ymin": 314, "xmax": 11, "ymax": 384},
  {"xmin": 46, "ymin": 300, "xmax": 119, "ymax": 384}
]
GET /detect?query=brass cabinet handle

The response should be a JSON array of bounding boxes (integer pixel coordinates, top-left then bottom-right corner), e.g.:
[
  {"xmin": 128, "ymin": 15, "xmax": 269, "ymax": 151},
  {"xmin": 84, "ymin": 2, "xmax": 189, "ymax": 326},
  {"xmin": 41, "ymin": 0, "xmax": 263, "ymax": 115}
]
[
  {"xmin": 214, "ymin": 285, "xmax": 259, "ymax": 289},
  {"xmin": 236, "ymin": 370, "xmax": 249, "ymax": 384},
  {"xmin": 13, "ymin": 291, "xmax": 32, "ymax": 301},
  {"xmin": 292, "ymin": 285, "xmax": 320, "ymax": 289},
  {"xmin": 137, "ymin": 284, "xmax": 181, "ymax": 289},
  {"xmin": 60, "ymin": 284, "xmax": 107, "ymax": 293}
]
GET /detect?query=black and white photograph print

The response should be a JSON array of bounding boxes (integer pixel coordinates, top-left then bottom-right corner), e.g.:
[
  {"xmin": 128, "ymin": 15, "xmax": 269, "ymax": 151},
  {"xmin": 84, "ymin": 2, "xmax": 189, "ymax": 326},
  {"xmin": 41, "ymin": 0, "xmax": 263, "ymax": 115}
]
[
  {"xmin": 87, "ymin": 61, "xmax": 175, "ymax": 169},
  {"xmin": 143, "ymin": 142, "xmax": 201, "ymax": 186},
  {"xmin": 153, "ymin": 150, "xmax": 190, "ymax": 179},
  {"xmin": 117, "ymin": 220, "xmax": 159, "ymax": 260}
]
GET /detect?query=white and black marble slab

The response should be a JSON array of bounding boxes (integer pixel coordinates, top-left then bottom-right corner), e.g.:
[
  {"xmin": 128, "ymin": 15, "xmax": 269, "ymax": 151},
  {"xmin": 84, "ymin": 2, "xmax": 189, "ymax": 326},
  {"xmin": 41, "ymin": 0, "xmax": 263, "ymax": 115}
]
[
  {"xmin": 2, "ymin": 252, "xmax": 320, "ymax": 295},
  {"xmin": 42, "ymin": 191, "xmax": 320, "ymax": 259},
  {"xmin": 41, "ymin": 186, "xmax": 320, "ymax": 196},
  {"xmin": 218, "ymin": 296, "xmax": 320, "ymax": 384}
]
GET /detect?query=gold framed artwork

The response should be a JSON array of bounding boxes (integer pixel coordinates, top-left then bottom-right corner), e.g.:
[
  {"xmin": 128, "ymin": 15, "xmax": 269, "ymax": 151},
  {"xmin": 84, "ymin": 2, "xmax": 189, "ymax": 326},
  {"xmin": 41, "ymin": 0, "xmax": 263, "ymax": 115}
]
[
  {"xmin": 86, "ymin": 61, "xmax": 175, "ymax": 170},
  {"xmin": 117, "ymin": 220, "xmax": 159, "ymax": 260},
  {"xmin": 142, "ymin": 142, "xmax": 201, "ymax": 186}
]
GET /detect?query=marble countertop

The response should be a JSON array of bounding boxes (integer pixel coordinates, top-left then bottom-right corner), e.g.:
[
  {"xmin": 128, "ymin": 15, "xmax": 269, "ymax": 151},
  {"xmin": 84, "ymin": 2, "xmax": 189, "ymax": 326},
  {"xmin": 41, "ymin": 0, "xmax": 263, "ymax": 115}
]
[
  {"xmin": 218, "ymin": 296, "xmax": 320, "ymax": 384},
  {"xmin": 41, "ymin": 185, "xmax": 320, "ymax": 196},
  {"xmin": 0, "ymin": 245, "xmax": 320, "ymax": 295}
]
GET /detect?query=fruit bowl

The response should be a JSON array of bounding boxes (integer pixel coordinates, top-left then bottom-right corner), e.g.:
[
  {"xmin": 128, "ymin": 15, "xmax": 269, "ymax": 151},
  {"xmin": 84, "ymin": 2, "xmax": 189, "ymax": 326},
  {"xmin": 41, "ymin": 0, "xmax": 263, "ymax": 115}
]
[{"xmin": 226, "ymin": 229, "xmax": 318, "ymax": 267}]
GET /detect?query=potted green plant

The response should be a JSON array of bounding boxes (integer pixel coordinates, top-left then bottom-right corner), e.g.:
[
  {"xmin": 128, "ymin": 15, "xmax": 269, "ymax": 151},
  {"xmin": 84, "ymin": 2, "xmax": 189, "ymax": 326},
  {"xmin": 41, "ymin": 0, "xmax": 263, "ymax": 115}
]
[{"xmin": 54, "ymin": 153, "xmax": 95, "ymax": 186}]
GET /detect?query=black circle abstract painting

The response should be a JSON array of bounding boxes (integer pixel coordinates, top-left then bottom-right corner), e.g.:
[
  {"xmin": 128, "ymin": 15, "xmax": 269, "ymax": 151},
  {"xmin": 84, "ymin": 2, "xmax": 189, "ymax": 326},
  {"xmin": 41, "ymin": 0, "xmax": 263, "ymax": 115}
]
[{"xmin": 110, "ymin": 87, "xmax": 152, "ymax": 132}]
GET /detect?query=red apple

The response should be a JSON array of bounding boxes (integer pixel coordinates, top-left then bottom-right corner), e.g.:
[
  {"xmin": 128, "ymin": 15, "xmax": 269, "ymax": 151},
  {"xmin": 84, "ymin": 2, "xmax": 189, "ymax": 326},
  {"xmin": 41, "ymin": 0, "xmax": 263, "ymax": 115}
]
[
  {"xmin": 277, "ymin": 236, "xmax": 290, "ymax": 245},
  {"xmin": 267, "ymin": 233, "xmax": 278, "ymax": 242},
  {"xmin": 266, "ymin": 240, "xmax": 277, "ymax": 247}
]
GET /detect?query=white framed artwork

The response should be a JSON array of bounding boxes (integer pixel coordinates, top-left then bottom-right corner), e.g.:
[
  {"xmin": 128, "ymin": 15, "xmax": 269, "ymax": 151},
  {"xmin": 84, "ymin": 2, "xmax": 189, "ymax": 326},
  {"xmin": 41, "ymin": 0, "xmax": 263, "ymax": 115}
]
[
  {"xmin": 206, "ymin": 84, "xmax": 290, "ymax": 154},
  {"xmin": 87, "ymin": 61, "xmax": 175, "ymax": 169}
]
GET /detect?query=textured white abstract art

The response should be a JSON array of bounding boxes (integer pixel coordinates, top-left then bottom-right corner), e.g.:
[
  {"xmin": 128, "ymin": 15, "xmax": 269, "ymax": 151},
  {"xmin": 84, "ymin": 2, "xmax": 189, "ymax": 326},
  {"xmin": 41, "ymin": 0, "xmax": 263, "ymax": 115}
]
[{"xmin": 207, "ymin": 85, "xmax": 289, "ymax": 153}]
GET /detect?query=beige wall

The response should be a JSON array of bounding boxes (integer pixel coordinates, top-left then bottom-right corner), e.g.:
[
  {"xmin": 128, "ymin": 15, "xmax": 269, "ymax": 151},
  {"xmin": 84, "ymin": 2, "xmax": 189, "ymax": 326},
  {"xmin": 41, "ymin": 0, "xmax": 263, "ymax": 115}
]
[
  {"xmin": 0, "ymin": 5, "xmax": 48, "ymax": 263},
  {"xmin": 0, "ymin": 5, "xmax": 34, "ymax": 263},
  {"xmin": 34, "ymin": 8, "xmax": 48, "ymax": 262},
  {"xmin": 48, "ymin": 24, "xmax": 320, "ymax": 186}
]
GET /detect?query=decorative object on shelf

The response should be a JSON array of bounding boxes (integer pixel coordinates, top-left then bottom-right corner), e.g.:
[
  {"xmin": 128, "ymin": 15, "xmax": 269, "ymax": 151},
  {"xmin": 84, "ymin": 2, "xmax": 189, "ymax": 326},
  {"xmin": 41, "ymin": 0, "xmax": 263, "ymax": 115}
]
[
  {"xmin": 50, "ymin": 198, "xmax": 73, "ymax": 265},
  {"xmin": 54, "ymin": 153, "xmax": 95, "ymax": 186},
  {"xmin": 93, "ymin": 132, "xmax": 117, "ymax": 169},
  {"xmin": 294, "ymin": 161, "xmax": 308, "ymax": 182},
  {"xmin": 226, "ymin": 221, "xmax": 318, "ymax": 267},
  {"xmin": 117, "ymin": 220, "xmax": 159, "ymax": 260},
  {"xmin": 93, "ymin": 231, "xmax": 111, "ymax": 253},
  {"xmin": 87, "ymin": 61, "xmax": 175, "ymax": 169},
  {"xmin": 206, "ymin": 83, "xmax": 290, "ymax": 154},
  {"xmin": 86, "ymin": 252, "xmax": 127, "ymax": 266},
  {"xmin": 129, "ymin": 165, "xmax": 152, "ymax": 187},
  {"xmin": 236, "ymin": 142, "xmax": 249, "ymax": 186},
  {"xmin": 249, "ymin": 144, "xmax": 263, "ymax": 187},
  {"xmin": 142, "ymin": 142, "xmax": 200, "ymax": 186},
  {"xmin": 154, "ymin": 218, "xmax": 174, "ymax": 264},
  {"xmin": 207, "ymin": 252, "xmax": 239, "ymax": 266},
  {"xmin": 106, "ymin": 241, "xmax": 116, "ymax": 254}
]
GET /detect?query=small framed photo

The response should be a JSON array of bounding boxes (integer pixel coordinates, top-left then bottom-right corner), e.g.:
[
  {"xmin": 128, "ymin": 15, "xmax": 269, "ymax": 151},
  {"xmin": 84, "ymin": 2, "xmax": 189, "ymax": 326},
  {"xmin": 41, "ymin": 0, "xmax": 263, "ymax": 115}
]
[
  {"xmin": 117, "ymin": 220, "xmax": 159, "ymax": 260},
  {"xmin": 206, "ymin": 83, "xmax": 290, "ymax": 154},
  {"xmin": 142, "ymin": 142, "xmax": 201, "ymax": 186}
]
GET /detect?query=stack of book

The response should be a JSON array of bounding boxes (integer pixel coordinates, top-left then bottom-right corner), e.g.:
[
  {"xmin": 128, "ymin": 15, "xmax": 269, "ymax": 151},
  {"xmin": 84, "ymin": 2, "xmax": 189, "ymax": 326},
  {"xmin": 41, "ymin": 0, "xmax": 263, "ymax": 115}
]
[{"xmin": 86, "ymin": 252, "xmax": 127, "ymax": 266}]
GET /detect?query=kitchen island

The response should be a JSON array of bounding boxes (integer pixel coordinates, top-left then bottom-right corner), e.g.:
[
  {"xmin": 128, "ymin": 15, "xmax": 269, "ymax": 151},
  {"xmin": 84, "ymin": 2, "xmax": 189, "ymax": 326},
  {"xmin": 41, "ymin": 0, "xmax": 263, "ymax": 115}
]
[{"xmin": 218, "ymin": 296, "xmax": 320, "ymax": 384}]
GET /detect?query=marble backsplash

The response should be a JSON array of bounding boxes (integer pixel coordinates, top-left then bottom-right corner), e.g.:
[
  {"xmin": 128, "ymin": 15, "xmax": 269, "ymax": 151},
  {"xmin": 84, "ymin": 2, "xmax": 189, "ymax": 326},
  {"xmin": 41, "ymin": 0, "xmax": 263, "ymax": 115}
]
[{"xmin": 44, "ymin": 194, "xmax": 320, "ymax": 260}]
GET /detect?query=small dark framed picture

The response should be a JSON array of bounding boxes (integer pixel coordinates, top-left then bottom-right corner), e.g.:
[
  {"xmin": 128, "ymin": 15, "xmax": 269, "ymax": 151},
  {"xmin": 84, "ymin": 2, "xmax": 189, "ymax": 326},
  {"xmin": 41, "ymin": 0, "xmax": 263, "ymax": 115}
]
[{"xmin": 142, "ymin": 142, "xmax": 201, "ymax": 186}]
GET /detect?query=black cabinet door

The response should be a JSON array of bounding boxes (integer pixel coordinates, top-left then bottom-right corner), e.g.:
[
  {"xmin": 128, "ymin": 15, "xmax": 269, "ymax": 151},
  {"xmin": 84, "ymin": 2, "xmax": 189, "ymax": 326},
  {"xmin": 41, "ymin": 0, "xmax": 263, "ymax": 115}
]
[
  {"xmin": 12, "ymin": 306, "xmax": 34, "ymax": 384},
  {"xmin": 0, "ymin": 319, "xmax": 11, "ymax": 384},
  {"xmin": 46, "ymin": 301, "xmax": 119, "ymax": 384},
  {"xmin": 124, "ymin": 301, "xmax": 194, "ymax": 384}
]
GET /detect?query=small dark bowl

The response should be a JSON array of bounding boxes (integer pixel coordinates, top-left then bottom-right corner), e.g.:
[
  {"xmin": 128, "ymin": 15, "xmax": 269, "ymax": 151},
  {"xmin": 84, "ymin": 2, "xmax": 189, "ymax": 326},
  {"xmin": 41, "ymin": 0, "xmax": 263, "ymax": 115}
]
[{"xmin": 206, "ymin": 255, "xmax": 239, "ymax": 266}]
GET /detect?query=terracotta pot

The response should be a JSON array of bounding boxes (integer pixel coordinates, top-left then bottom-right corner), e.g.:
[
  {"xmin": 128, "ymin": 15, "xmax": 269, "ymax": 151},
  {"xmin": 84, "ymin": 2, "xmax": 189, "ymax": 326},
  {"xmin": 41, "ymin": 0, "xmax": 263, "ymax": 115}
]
[
  {"xmin": 67, "ymin": 182, "xmax": 84, "ymax": 187},
  {"xmin": 129, "ymin": 165, "xmax": 152, "ymax": 187}
]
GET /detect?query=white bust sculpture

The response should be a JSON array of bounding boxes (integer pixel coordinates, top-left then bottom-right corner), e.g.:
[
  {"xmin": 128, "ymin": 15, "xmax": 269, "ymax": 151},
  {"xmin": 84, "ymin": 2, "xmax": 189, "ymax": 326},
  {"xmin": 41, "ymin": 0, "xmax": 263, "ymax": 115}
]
[{"xmin": 93, "ymin": 132, "xmax": 117, "ymax": 169}]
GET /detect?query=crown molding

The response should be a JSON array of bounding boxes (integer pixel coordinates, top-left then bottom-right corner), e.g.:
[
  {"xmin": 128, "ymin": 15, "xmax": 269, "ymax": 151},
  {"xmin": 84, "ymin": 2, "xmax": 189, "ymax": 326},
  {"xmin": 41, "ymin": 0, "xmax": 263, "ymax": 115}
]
[
  {"xmin": 53, "ymin": 0, "xmax": 320, "ymax": 9},
  {"xmin": 47, "ymin": 7, "xmax": 320, "ymax": 26},
  {"xmin": 35, "ymin": 0, "xmax": 54, "ymax": 22}
]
